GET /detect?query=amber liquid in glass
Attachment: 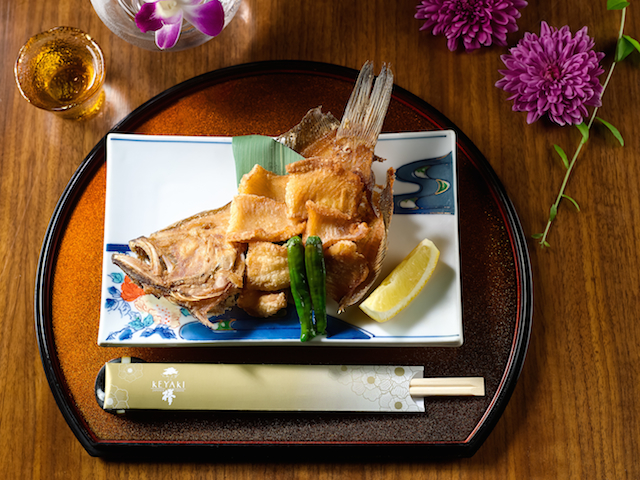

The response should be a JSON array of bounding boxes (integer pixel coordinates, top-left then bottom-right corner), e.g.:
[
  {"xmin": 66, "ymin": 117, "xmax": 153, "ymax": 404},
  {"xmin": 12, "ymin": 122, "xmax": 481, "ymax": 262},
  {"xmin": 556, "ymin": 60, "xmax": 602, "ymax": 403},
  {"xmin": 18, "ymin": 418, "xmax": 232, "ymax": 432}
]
[
  {"xmin": 16, "ymin": 27, "xmax": 105, "ymax": 119},
  {"xmin": 31, "ymin": 42, "xmax": 99, "ymax": 111}
]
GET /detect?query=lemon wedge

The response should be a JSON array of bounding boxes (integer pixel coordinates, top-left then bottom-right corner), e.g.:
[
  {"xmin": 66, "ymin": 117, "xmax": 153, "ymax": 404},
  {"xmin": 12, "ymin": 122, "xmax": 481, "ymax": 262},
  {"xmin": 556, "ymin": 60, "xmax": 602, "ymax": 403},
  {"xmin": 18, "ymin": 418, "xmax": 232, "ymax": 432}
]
[{"xmin": 359, "ymin": 238, "xmax": 440, "ymax": 322}]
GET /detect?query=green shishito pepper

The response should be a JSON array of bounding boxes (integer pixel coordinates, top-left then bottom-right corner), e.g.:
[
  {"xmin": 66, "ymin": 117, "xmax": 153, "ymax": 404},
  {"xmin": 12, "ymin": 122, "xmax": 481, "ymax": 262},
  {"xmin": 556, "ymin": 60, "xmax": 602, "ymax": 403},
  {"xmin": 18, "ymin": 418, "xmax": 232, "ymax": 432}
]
[
  {"xmin": 305, "ymin": 236, "xmax": 327, "ymax": 335},
  {"xmin": 286, "ymin": 236, "xmax": 316, "ymax": 342}
]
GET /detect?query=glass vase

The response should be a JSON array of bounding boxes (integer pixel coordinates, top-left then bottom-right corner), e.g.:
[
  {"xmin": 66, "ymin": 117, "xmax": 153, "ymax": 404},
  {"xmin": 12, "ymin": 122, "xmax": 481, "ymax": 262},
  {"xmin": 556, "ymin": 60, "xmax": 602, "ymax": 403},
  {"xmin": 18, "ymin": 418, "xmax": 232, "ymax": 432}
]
[{"xmin": 90, "ymin": 0, "xmax": 241, "ymax": 51}]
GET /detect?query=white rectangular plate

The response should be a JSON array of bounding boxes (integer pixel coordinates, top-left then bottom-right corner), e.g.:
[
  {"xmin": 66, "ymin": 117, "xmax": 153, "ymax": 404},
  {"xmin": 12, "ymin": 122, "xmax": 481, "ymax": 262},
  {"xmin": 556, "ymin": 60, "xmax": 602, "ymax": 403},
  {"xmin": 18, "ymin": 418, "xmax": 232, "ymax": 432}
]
[{"xmin": 98, "ymin": 131, "xmax": 462, "ymax": 347}]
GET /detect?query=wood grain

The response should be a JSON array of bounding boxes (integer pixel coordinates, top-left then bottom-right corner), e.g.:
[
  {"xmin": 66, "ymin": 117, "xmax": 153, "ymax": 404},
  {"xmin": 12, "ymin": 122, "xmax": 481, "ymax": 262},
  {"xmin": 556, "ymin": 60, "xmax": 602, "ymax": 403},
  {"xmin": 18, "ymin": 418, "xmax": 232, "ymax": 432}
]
[{"xmin": 1, "ymin": 0, "xmax": 638, "ymax": 478}]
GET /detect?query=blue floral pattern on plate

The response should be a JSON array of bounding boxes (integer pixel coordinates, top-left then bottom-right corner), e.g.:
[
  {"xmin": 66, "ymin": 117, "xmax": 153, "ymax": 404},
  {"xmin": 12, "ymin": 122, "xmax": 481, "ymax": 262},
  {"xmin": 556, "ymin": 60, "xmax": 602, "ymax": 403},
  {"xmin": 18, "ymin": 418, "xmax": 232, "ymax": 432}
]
[{"xmin": 102, "ymin": 266, "xmax": 372, "ymax": 342}]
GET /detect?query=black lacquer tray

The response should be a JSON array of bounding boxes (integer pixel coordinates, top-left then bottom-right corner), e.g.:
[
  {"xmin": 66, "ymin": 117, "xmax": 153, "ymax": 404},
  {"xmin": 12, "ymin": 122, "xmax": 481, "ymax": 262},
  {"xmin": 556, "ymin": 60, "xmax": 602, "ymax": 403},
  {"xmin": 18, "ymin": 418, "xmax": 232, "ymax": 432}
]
[{"xmin": 35, "ymin": 61, "xmax": 532, "ymax": 459}]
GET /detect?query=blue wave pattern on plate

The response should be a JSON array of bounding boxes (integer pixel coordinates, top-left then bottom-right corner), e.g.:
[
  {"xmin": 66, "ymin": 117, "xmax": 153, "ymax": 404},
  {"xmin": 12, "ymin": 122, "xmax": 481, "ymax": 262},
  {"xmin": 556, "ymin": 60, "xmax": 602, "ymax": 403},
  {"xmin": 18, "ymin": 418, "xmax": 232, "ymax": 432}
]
[
  {"xmin": 180, "ymin": 309, "xmax": 373, "ymax": 341},
  {"xmin": 102, "ymin": 268, "xmax": 373, "ymax": 341},
  {"xmin": 393, "ymin": 153, "xmax": 454, "ymax": 214}
]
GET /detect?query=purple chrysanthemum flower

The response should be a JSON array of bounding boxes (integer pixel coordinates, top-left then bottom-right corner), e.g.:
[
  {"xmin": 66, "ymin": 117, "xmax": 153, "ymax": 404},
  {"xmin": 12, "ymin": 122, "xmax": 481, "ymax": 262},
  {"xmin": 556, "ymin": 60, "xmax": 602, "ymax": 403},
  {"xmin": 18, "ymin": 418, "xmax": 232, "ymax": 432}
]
[
  {"xmin": 415, "ymin": 0, "xmax": 528, "ymax": 51},
  {"xmin": 496, "ymin": 22, "xmax": 606, "ymax": 126},
  {"xmin": 135, "ymin": 0, "xmax": 225, "ymax": 50}
]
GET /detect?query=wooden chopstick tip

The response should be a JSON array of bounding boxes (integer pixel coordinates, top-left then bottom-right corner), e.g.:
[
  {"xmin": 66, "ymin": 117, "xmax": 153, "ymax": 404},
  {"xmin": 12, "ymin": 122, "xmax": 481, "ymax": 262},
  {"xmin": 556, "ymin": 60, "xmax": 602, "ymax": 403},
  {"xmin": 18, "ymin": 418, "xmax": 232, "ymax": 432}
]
[{"xmin": 409, "ymin": 377, "xmax": 485, "ymax": 398}]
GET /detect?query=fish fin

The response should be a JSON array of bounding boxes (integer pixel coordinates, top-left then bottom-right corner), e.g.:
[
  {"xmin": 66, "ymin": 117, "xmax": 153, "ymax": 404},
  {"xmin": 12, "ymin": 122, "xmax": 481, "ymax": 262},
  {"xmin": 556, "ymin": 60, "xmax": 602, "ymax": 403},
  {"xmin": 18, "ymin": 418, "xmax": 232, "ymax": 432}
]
[
  {"xmin": 337, "ymin": 62, "xmax": 394, "ymax": 148},
  {"xmin": 378, "ymin": 167, "xmax": 395, "ymax": 228},
  {"xmin": 276, "ymin": 106, "xmax": 340, "ymax": 153}
]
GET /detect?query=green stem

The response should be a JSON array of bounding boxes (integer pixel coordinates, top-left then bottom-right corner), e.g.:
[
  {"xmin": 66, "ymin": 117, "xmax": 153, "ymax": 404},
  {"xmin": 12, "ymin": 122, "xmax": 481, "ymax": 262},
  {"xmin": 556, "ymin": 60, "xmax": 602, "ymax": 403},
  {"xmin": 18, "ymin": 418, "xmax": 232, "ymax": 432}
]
[
  {"xmin": 539, "ymin": 139, "xmax": 587, "ymax": 246},
  {"xmin": 538, "ymin": 7, "xmax": 626, "ymax": 248}
]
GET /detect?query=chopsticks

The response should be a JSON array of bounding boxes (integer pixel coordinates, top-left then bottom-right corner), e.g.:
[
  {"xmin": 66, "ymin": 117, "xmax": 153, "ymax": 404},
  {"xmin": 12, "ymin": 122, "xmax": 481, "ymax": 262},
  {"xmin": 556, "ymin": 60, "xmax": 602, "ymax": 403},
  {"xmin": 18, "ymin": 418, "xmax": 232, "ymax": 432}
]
[
  {"xmin": 409, "ymin": 377, "xmax": 485, "ymax": 397},
  {"xmin": 97, "ymin": 359, "xmax": 485, "ymax": 413}
]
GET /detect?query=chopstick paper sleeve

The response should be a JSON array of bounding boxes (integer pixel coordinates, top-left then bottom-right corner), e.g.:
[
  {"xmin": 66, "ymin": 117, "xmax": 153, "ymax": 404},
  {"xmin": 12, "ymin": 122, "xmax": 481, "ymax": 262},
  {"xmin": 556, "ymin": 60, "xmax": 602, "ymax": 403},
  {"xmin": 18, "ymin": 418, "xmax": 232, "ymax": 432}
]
[{"xmin": 102, "ymin": 362, "xmax": 426, "ymax": 413}]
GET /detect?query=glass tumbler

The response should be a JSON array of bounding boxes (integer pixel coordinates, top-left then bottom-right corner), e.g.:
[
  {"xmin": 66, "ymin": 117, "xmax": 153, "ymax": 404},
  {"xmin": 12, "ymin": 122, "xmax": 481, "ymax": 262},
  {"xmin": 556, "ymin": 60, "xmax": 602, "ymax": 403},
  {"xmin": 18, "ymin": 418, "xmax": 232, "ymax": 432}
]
[{"xmin": 15, "ymin": 27, "xmax": 106, "ymax": 120}]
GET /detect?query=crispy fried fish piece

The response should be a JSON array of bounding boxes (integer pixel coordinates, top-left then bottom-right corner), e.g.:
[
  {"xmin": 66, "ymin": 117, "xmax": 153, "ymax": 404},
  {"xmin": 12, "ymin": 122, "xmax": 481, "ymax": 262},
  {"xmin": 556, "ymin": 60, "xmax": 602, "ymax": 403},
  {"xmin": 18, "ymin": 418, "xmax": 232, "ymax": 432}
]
[
  {"xmin": 285, "ymin": 158, "xmax": 364, "ymax": 220},
  {"xmin": 304, "ymin": 201, "xmax": 369, "ymax": 247},
  {"xmin": 238, "ymin": 164, "xmax": 289, "ymax": 203},
  {"xmin": 226, "ymin": 194, "xmax": 305, "ymax": 243},
  {"xmin": 111, "ymin": 203, "xmax": 245, "ymax": 328},
  {"xmin": 237, "ymin": 290, "xmax": 287, "ymax": 317},
  {"xmin": 324, "ymin": 241, "xmax": 370, "ymax": 310},
  {"xmin": 245, "ymin": 241, "xmax": 290, "ymax": 291}
]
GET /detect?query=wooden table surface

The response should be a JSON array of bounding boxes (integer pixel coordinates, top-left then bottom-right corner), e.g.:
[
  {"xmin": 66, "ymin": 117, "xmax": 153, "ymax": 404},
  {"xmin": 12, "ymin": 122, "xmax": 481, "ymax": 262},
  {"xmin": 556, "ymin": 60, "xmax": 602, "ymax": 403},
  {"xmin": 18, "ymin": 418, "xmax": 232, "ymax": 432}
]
[{"xmin": 1, "ymin": 0, "xmax": 638, "ymax": 478}]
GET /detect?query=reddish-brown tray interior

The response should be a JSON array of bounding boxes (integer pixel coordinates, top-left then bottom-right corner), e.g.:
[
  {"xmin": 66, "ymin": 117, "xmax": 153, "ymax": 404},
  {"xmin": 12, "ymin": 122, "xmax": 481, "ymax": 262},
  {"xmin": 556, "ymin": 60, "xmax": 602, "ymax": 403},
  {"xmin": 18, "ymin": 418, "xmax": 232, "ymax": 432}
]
[{"xmin": 35, "ymin": 61, "xmax": 532, "ymax": 458}]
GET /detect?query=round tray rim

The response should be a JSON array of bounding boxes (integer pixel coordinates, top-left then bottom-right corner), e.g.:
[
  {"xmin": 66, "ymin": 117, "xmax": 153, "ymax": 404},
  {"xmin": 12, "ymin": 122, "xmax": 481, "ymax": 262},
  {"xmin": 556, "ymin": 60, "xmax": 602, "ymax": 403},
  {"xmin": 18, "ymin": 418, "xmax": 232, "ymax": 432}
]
[{"xmin": 34, "ymin": 60, "xmax": 533, "ymax": 459}]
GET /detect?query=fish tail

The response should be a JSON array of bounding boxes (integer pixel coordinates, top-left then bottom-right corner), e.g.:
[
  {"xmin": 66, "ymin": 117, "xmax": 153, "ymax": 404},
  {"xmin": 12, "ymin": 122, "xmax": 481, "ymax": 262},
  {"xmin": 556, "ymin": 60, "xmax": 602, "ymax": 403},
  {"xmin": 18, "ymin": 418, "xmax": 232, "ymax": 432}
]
[{"xmin": 337, "ymin": 62, "xmax": 394, "ymax": 147}]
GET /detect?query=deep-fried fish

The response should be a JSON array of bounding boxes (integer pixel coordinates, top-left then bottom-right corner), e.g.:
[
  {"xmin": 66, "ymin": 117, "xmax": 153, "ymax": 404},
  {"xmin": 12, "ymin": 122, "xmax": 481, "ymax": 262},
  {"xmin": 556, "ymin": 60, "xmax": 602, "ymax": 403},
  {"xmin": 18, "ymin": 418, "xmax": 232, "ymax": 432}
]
[
  {"xmin": 304, "ymin": 201, "xmax": 369, "ymax": 247},
  {"xmin": 285, "ymin": 158, "xmax": 364, "ymax": 220},
  {"xmin": 277, "ymin": 61, "xmax": 395, "ymax": 311},
  {"xmin": 112, "ymin": 61, "xmax": 396, "ymax": 326},
  {"xmin": 324, "ymin": 240, "xmax": 370, "ymax": 306},
  {"xmin": 237, "ymin": 290, "xmax": 287, "ymax": 318},
  {"xmin": 112, "ymin": 204, "xmax": 245, "ymax": 328},
  {"xmin": 245, "ymin": 241, "xmax": 290, "ymax": 291},
  {"xmin": 226, "ymin": 194, "xmax": 305, "ymax": 243},
  {"xmin": 238, "ymin": 164, "xmax": 289, "ymax": 202}
]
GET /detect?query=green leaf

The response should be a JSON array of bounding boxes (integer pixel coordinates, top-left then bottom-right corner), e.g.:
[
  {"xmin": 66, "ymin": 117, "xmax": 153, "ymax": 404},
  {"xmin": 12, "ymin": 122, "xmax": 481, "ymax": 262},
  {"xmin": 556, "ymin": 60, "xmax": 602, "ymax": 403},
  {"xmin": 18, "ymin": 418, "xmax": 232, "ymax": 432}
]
[
  {"xmin": 554, "ymin": 144, "xmax": 569, "ymax": 169},
  {"xmin": 549, "ymin": 204, "xmax": 558, "ymax": 222},
  {"xmin": 615, "ymin": 36, "xmax": 636, "ymax": 62},
  {"xmin": 561, "ymin": 194, "xmax": 581, "ymax": 211},
  {"xmin": 607, "ymin": 0, "xmax": 630, "ymax": 10},
  {"xmin": 542, "ymin": 240, "xmax": 551, "ymax": 248},
  {"xmin": 531, "ymin": 233, "xmax": 543, "ymax": 239},
  {"xmin": 232, "ymin": 135, "xmax": 304, "ymax": 185},
  {"xmin": 623, "ymin": 35, "xmax": 640, "ymax": 52},
  {"xmin": 576, "ymin": 123, "xmax": 589, "ymax": 142},
  {"xmin": 596, "ymin": 117, "xmax": 625, "ymax": 146},
  {"xmin": 617, "ymin": 35, "xmax": 640, "ymax": 62}
]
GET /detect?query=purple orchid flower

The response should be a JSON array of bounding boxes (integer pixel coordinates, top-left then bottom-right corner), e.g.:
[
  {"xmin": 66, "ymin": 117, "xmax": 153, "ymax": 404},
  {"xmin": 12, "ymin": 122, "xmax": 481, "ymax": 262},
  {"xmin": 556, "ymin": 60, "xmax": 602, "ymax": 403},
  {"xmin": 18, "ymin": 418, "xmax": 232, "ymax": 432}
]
[{"xmin": 135, "ymin": 0, "xmax": 225, "ymax": 50}]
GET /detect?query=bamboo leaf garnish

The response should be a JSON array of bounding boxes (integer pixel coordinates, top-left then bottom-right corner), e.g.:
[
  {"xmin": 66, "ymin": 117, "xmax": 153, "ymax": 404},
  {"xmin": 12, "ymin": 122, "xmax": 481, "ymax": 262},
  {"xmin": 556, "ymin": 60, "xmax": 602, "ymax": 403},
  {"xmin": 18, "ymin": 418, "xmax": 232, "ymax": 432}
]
[
  {"xmin": 231, "ymin": 135, "xmax": 304, "ymax": 185},
  {"xmin": 537, "ymin": 4, "xmax": 630, "ymax": 248},
  {"xmin": 554, "ymin": 144, "xmax": 570, "ymax": 169},
  {"xmin": 596, "ymin": 117, "xmax": 625, "ymax": 146}
]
